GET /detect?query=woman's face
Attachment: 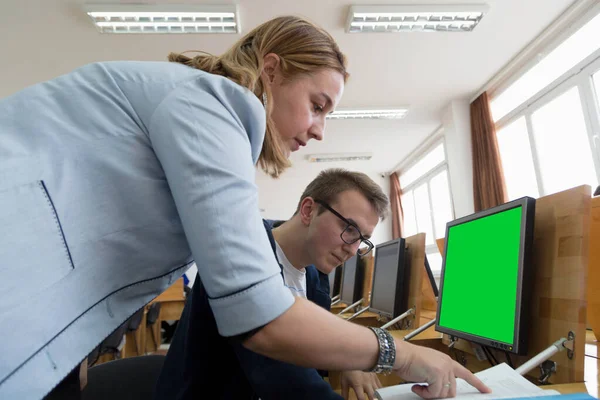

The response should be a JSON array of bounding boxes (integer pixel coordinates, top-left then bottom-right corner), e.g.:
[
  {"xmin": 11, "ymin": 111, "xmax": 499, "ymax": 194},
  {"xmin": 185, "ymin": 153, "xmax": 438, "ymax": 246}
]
[{"xmin": 263, "ymin": 55, "xmax": 345, "ymax": 155}]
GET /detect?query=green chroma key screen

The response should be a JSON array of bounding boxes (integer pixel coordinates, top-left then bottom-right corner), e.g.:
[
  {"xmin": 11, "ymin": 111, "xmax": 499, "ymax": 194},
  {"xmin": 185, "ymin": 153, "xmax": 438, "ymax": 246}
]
[{"xmin": 438, "ymin": 206, "xmax": 523, "ymax": 346}]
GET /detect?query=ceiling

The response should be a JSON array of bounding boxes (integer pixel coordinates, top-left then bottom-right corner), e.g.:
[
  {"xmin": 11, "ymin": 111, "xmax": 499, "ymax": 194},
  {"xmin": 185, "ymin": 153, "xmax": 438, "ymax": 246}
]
[{"xmin": 0, "ymin": 0, "xmax": 578, "ymax": 173}]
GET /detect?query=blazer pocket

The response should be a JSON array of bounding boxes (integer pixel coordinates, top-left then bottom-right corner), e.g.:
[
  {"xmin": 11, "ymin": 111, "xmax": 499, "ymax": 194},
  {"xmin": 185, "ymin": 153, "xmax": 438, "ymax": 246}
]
[{"xmin": 0, "ymin": 181, "xmax": 74, "ymax": 314}]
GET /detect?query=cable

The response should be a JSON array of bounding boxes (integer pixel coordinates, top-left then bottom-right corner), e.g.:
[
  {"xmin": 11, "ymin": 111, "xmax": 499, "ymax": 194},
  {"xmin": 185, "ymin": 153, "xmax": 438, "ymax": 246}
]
[
  {"xmin": 481, "ymin": 346, "xmax": 496, "ymax": 367},
  {"xmin": 485, "ymin": 346, "xmax": 499, "ymax": 365},
  {"xmin": 504, "ymin": 350, "xmax": 514, "ymax": 369}
]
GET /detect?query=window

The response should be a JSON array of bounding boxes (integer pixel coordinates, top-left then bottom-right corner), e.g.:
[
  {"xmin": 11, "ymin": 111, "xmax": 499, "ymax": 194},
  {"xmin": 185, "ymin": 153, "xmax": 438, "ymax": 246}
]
[
  {"xmin": 594, "ymin": 70, "xmax": 600, "ymax": 109},
  {"xmin": 400, "ymin": 143, "xmax": 446, "ymax": 188},
  {"xmin": 496, "ymin": 118, "xmax": 540, "ymax": 199},
  {"xmin": 426, "ymin": 251, "xmax": 443, "ymax": 286},
  {"xmin": 492, "ymin": 9, "xmax": 600, "ymax": 200},
  {"xmin": 492, "ymin": 12, "xmax": 600, "ymax": 122},
  {"xmin": 413, "ymin": 183, "xmax": 434, "ymax": 246},
  {"xmin": 530, "ymin": 87, "xmax": 598, "ymax": 194},
  {"xmin": 430, "ymin": 170, "xmax": 453, "ymax": 240},
  {"xmin": 400, "ymin": 141, "xmax": 454, "ymax": 274}
]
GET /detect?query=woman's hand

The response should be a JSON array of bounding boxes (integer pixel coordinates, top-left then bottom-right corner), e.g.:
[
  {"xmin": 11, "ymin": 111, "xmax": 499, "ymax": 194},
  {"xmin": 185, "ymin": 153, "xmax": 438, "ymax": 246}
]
[{"xmin": 393, "ymin": 341, "xmax": 491, "ymax": 399}]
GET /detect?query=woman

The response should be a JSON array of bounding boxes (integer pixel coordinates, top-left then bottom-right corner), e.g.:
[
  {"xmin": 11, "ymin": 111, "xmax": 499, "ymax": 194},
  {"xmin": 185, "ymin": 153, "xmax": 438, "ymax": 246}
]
[{"xmin": 0, "ymin": 16, "xmax": 488, "ymax": 399}]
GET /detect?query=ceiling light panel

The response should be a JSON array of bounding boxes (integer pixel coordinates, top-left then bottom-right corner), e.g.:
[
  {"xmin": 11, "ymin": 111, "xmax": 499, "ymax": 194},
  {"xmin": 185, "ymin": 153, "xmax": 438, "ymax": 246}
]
[
  {"xmin": 307, "ymin": 153, "xmax": 373, "ymax": 163},
  {"xmin": 347, "ymin": 4, "xmax": 489, "ymax": 33},
  {"xmin": 327, "ymin": 109, "xmax": 408, "ymax": 120},
  {"xmin": 85, "ymin": 4, "xmax": 239, "ymax": 34}
]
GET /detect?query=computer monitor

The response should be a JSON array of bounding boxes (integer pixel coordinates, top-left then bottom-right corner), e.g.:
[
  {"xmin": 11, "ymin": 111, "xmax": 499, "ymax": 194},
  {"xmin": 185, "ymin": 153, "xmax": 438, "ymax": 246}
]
[
  {"xmin": 369, "ymin": 238, "xmax": 409, "ymax": 319},
  {"xmin": 424, "ymin": 255, "xmax": 439, "ymax": 298},
  {"xmin": 329, "ymin": 266, "xmax": 342, "ymax": 298},
  {"xmin": 339, "ymin": 255, "xmax": 363, "ymax": 305},
  {"xmin": 436, "ymin": 196, "xmax": 536, "ymax": 355}
]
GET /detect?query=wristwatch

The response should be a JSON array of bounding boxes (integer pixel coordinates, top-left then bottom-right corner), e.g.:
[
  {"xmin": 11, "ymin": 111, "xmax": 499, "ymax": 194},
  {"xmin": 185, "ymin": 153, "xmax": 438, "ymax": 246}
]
[{"xmin": 366, "ymin": 327, "xmax": 396, "ymax": 375}]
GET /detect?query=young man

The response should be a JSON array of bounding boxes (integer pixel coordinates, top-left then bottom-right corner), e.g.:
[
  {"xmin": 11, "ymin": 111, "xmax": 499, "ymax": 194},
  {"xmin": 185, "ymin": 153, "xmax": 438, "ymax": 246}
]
[{"xmin": 156, "ymin": 169, "xmax": 389, "ymax": 400}]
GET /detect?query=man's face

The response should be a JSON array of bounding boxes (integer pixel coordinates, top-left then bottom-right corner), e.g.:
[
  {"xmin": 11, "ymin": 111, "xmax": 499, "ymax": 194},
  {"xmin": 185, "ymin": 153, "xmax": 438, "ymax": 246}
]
[{"xmin": 305, "ymin": 190, "xmax": 379, "ymax": 274}]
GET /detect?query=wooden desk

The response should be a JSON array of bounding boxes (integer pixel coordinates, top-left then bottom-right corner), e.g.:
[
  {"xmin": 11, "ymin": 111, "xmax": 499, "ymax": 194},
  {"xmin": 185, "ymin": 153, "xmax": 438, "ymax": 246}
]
[
  {"xmin": 337, "ymin": 310, "xmax": 438, "ymax": 330},
  {"xmin": 335, "ymin": 383, "xmax": 589, "ymax": 400},
  {"xmin": 338, "ymin": 310, "xmax": 382, "ymax": 327},
  {"xmin": 547, "ymin": 382, "xmax": 590, "ymax": 394},
  {"xmin": 389, "ymin": 326, "xmax": 442, "ymax": 341},
  {"xmin": 331, "ymin": 304, "xmax": 348, "ymax": 313}
]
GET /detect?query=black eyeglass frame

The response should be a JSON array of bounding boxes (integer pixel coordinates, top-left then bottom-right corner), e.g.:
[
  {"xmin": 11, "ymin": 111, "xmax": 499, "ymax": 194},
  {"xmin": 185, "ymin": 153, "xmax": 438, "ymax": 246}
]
[{"xmin": 314, "ymin": 200, "xmax": 374, "ymax": 256}]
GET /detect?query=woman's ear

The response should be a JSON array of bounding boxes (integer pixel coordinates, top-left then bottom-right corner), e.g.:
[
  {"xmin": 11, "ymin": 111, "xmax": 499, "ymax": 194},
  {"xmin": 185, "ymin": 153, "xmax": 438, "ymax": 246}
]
[{"xmin": 261, "ymin": 53, "xmax": 280, "ymax": 85}]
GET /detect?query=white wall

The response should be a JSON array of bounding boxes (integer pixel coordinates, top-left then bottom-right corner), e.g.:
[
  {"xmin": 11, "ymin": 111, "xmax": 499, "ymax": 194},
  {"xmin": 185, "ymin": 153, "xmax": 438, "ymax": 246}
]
[
  {"xmin": 443, "ymin": 100, "xmax": 475, "ymax": 219},
  {"xmin": 183, "ymin": 164, "xmax": 392, "ymax": 286},
  {"xmin": 255, "ymin": 163, "xmax": 392, "ymax": 247}
]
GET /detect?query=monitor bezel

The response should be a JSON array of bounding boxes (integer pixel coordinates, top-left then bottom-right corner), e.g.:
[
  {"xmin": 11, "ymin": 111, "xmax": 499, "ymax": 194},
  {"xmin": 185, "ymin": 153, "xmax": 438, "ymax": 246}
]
[
  {"xmin": 329, "ymin": 266, "xmax": 343, "ymax": 298},
  {"xmin": 424, "ymin": 255, "xmax": 439, "ymax": 298},
  {"xmin": 339, "ymin": 255, "xmax": 363, "ymax": 305},
  {"xmin": 435, "ymin": 196, "xmax": 536, "ymax": 355},
  {"xmin": 368, "ymin": 237, "xmax": 408, "ymax": 319}
]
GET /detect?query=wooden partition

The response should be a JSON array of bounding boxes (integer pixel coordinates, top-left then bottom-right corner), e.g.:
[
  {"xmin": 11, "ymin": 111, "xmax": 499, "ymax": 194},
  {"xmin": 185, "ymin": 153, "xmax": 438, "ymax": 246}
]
[
  {"xmin": 443, "ymin": 185, "xmax": 590, "ymax": 384},
  {"xmin": 361, "ymin": 252, "xmax": 375, "ymax": 307},
  {"xmin": 420, "ymin": 247, "xmax": 439, "ymax": 324},
  {"xmin": 402, "ymin": 233, "xmax": 426, "ymax": 329},
  {"xmin": 418, "ymin": 237, "xmax": 444, "ymax": 323},
  {"xmin": 436, "ymin": 238, "xmax": 445, "ymax": 254},
  {"xmin": 588, "ymin": 196, "xmax": 600, "ymax": 340}
]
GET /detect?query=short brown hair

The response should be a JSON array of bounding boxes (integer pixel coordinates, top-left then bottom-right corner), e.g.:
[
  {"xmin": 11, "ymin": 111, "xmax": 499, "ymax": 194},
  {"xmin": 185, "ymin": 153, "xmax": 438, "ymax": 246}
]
[
  {"xmin": 295, "ymin": 169, "xmax": 389, "ymax": 220},
  {"xmin": 168, "ymin": 16, "xmax": 349, "ymax": 178}
]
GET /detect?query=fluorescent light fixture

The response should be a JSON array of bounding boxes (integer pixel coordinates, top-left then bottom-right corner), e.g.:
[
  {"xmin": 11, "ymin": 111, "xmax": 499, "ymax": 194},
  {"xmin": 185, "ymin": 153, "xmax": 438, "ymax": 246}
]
[
  {"xmin": 327, "ymin": 108, "xmax": 408, "ymax": 120},
  {"xmin": 346, "ymin": 4, "xmax": 489, "ymax": 33},
  {"xmin": 307, "ymin": 153, "xmax": 373, "ymax": 163},
  {"xmin": 85, "ymin": 4, "xmax": 239, "ymax": 34}
]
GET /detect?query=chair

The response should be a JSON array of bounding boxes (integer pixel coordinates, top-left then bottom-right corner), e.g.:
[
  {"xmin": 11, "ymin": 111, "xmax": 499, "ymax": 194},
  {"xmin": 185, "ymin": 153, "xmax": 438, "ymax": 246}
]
[{"xmin": 81, "ymin": 355, "xmax": 165, "ymax": 400}]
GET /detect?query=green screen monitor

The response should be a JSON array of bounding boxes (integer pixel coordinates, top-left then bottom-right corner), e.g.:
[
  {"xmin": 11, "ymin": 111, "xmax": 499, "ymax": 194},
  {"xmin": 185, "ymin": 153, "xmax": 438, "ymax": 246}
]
[{"xmin": 435, "ymin": 197, "xmax": 536, "ymax": 355}]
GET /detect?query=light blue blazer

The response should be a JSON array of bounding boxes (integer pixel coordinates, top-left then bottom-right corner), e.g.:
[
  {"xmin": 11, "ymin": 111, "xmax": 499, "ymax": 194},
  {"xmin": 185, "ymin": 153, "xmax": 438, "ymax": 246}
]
[{"xmin": 0, "ymin": 61, "xmax": 294, "ymax": 399}]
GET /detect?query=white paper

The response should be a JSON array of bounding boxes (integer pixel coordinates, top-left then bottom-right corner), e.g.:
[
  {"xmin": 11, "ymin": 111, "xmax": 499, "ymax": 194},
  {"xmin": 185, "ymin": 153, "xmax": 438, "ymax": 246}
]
[{"xmin": 375, "ymin": 363, "xmax": 561, "ymax": 400}]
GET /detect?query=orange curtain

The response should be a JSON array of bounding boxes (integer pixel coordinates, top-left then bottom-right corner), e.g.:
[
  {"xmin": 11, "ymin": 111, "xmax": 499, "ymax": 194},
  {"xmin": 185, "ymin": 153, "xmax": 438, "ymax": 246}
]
[
  {"xmin": 471, "ymin": 92, "xmax": 508, "ymax": 212},
  {"xmin": 390, "ymin": 173, "xmax": 404, "ymax": 239}
]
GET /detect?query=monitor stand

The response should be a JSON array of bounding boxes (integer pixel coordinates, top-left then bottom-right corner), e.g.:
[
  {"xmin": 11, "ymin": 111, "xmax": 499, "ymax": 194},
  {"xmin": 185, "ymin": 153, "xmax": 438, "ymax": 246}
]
[
  {"xmin": 381, "ymin": 307, "xmax": 415, "ymax": 330},
  {"xmin": 346, "ymin": 306, "xmax": 370, "ymax": 321},
  {"xmin": 515, "ymin": 332, "xmax": 575, "ymax": 378},
  {"xmin": 403, "ymin": 318, "xmax": 437, "ymax": 341},
  {"xmin": 337, "ymin": 299, "xmax": 363, "ymax": 316}
]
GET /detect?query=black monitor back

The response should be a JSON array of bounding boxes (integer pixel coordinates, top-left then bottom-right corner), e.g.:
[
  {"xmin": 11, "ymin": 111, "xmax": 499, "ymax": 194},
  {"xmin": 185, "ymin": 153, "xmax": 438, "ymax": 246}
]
[
  {"xmin": 329, "ymin": 266, "xmax": 342, "ymax": 297},
  {"xmin": 369, "ymin": 238, "xmax": 408, "ymax": 319},
  {"xmin": 340, "ymin": 255, "xmax": 363, "ymax": 305},
  {"xmin": 424, "ymin": 255, "xmax": 439, "ymax": 298}
]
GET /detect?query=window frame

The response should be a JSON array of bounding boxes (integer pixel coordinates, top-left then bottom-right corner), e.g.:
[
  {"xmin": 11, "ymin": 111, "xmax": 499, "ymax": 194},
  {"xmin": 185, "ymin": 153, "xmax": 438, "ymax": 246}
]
[
  {"xmin": 490, "ymin": 3, "xmax": 600, "ymax": 123},
  {"xmin": 399, "ymin": 138, "xmax": 455, "ymax": 274},
  {"xmin": 495, "ymin": 54, "xmax": 600, "ymax": 198}
]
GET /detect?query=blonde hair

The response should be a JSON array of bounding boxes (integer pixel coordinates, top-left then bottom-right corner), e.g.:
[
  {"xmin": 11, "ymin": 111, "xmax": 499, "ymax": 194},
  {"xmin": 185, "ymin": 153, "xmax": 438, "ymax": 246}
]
[
  {"xmin": 168, "ymin": 16, "xmax": 349, "ymax": 178},
  {"xmin": 295, "ymin": 169, "xmax": 389, "ymax": 220}
]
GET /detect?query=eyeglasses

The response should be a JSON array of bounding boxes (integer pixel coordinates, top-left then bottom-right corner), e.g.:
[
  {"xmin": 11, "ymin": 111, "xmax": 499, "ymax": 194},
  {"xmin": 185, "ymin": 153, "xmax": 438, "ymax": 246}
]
[{"xmin": 314, "ymin": 200, "xmax": 374, "ymax": 256}]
